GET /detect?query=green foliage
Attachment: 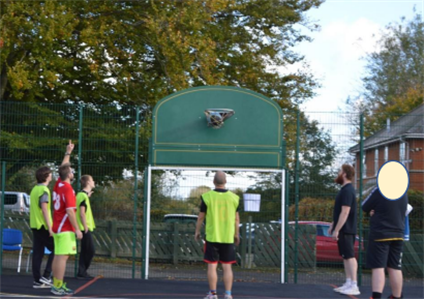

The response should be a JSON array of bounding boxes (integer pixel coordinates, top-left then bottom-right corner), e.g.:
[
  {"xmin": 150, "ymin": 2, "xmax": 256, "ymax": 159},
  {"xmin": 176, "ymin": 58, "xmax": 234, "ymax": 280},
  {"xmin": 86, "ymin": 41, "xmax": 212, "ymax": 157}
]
[
  {"xmin": 289, "ymin": 197, "xmax": 334, "ymax": 222},
  {"xmin": 346, "ymin": 13, "xmax": 424, "ymax": 136},
  {"xmin": 1, "ymin": 0, "xmax": 322, "ymax": 105},
  {"xmin": 407, "ymin": 189, "xmax": 424, "ymax": 231},
  {"xmin": 91, "ymin": 179, "xmax": 143, "ymax": 221},
  {"xmin": 1, "ymin": 0, "xmax": 326, "ymax": 184}
]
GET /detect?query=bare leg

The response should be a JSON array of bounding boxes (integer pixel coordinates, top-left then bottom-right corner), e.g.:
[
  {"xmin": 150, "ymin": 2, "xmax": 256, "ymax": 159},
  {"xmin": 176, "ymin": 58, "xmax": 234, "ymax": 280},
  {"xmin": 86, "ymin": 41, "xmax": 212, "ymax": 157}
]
[
  {"xmin": 372, "ymin": 268, "xmax": 385, "ymax": 293},
  {"xmin": 343, "ymin": 259, "xmax": 351, "ymax": 280},
  {"xmin": 387, "ymin": 267, "xmax": 403, "ymax": 298},
  {"xmin": 52, "ymin": 255, "xmax": 69, "ymax": 281},
  {"xmin": 222, "ymin": 264, "xmax": 233, "ymax": 292},
  {"xmin": 344, "ymin": 258, "xmax": 358, "ymax": 282},
  {"xmin": 207, "ymin": 263, "xmax": 218, "ymax": 291}
]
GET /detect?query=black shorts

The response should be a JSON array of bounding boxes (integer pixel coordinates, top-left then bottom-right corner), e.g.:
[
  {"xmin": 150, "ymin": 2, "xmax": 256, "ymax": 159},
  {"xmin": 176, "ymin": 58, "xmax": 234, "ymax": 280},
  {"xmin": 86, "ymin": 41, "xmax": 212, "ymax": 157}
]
[
  {"xmin": 366, "ymin": 239, "xmax": 403, "ymax": 270},
  {"xmin": 337, "ymin": 232, "xmax": 356, "ymax": 259},
  {"xmin": 204, "ymin": 241, "xmax": 236, "ymax": 264}
]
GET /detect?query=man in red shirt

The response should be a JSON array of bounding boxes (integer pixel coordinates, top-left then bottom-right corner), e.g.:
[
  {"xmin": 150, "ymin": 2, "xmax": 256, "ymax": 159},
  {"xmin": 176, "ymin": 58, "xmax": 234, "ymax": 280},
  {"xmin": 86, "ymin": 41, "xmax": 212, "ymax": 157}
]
[{"xmin": 51, "ymin": 141, "xmax": 83, "ymax": 296}]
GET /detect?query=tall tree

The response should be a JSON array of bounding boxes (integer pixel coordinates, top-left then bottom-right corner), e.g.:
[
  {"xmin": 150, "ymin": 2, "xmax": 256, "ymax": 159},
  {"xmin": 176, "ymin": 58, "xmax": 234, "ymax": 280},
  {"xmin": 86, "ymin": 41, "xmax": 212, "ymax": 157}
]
[
  {"xmin": 346, "ymin": 13, "xmax": 424, "ymax": 136},
  {"xmin": 1, "ymin": 0, "xmax": 324, "ymax": 180}
]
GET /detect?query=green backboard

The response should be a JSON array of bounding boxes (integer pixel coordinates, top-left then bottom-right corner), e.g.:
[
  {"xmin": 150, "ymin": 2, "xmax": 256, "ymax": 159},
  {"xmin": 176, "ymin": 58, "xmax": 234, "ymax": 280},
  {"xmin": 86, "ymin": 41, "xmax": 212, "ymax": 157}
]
[{"xmin": 151, "ymin": 86, "xmax": 284, "ymax": 168}]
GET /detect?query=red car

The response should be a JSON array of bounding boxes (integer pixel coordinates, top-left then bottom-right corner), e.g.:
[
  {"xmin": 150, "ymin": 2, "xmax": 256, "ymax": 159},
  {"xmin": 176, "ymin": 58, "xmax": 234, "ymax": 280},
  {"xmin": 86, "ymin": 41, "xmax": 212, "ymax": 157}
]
[{"xmin": 289, "ymin": 221, "xmax": 362, "ymax": 263}]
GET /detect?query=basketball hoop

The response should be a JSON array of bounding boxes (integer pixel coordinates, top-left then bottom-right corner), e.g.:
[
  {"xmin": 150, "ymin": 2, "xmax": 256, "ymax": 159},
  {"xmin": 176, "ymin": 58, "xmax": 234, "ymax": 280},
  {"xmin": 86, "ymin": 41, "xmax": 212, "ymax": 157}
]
[{"xmin": 204, "ymin": 108, "xmax": 235, "ymax": 129}]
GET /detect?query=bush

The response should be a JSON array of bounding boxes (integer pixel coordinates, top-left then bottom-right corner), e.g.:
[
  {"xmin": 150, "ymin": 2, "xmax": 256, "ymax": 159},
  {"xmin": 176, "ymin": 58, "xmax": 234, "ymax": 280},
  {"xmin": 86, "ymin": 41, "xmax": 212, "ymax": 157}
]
[{"xmin": 289, "ymin": 197, "xmax": 334, "ymax": 222}]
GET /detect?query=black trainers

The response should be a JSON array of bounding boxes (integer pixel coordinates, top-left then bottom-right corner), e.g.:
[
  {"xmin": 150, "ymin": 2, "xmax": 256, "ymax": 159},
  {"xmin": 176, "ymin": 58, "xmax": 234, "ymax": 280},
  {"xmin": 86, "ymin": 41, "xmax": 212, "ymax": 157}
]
[
  {"xmin": 33, "ymin": 280, "xmax": 51, "ymax": 289},
  {"xmin": 77, "ymin": 273, "xmax": 93, "ymax": 279},
  {"xmin": 40, "ymin": 276, "xmax": 53, "ymax": 286}
]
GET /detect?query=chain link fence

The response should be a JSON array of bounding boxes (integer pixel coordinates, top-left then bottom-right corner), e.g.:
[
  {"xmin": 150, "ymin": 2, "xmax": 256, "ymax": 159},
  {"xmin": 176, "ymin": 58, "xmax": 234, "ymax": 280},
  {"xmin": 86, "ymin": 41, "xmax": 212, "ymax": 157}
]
[{"xmin": 1, "ymin": 101, "xmax": 422, "ymax": 286}]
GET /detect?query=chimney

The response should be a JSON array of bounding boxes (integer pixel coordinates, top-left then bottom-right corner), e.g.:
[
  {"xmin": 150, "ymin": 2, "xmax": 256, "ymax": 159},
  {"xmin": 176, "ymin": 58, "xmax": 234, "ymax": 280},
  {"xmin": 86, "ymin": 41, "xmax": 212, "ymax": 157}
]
[{"xmin": 386, "ymin": 118, "xmax": 390, "ymax": 133}]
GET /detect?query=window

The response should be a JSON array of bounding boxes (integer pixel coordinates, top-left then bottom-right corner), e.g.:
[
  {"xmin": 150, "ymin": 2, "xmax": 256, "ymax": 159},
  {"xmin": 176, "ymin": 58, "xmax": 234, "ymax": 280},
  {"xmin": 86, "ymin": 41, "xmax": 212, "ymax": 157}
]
[
  {"xmin": 362, "ymin": 154, "xmax": 367, "ymax": 178},
  {"xmin": 375, "ymin": 148, "xmax": 379, "ymax": 174},
  {"xmin": 384, "ymin": 146, "xmax": 388, "ymax": 162},
  {"xmin": 4, "ymin": 194, "xmax": 17, "ymax": 205},
  {"xmin": 400, "ymin": 142, "xmax": 406, "ymax": 165}
]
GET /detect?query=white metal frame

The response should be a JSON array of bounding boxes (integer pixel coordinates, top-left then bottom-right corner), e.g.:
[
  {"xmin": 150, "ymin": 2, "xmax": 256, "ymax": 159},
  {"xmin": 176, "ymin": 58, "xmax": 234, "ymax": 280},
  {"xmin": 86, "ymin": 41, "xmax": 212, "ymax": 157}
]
[{"xmin": 144, "ymin": 166, "xmax": 286, "ymax": 283}]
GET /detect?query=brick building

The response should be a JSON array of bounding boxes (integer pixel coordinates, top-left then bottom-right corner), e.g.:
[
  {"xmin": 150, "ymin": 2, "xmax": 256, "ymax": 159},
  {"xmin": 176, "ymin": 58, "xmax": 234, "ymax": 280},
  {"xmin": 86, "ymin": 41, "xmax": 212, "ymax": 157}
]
[{"xmin": 349, "ymin": 104, "xmax": 424, "ymax": 193}]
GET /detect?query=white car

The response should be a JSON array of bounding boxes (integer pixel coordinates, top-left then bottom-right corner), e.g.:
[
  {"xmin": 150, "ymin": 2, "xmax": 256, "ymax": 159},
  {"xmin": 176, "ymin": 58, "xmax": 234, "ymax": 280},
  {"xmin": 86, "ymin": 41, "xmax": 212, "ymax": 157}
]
[{"xmin": 1, "ymin": 191, "xmax": 30, "ymax": 213}]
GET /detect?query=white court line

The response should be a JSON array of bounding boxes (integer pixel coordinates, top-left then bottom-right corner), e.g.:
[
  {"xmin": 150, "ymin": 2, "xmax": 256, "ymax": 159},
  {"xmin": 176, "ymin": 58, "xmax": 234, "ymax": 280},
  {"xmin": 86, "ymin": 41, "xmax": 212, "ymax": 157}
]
[{"xmin": 0, "ymin": 293, "xmax": 125, "ymax": 299}]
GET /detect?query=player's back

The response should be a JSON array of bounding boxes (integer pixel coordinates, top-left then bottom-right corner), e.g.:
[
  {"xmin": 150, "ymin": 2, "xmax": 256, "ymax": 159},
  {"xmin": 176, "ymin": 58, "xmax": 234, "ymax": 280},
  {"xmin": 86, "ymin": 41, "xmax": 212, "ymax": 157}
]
[{"xmin": 53, "ymin": 179, "xmax": 76, "ymax": 233}]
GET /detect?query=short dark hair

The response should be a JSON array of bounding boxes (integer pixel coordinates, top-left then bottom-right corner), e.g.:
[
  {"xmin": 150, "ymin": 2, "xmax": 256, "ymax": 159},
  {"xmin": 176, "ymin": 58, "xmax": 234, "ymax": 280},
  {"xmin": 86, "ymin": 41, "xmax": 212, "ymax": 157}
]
[
  {"xmin": 35, "ymin": 167, "xmax": 51, "ymax": 184},
  {"xmin": 58, "ymin": 163, "xmax": 72, "ymax": 181},
  {"xmin": 213, "ymin": 171, "xmax": 227, "ymax": 185},
  {"xmin": 342, "ymin": 164, "xmax": 355, "ymax": 180},
  {"xmin": 80, "ymin": 175, "xmax": 92, "ymax": 188}
]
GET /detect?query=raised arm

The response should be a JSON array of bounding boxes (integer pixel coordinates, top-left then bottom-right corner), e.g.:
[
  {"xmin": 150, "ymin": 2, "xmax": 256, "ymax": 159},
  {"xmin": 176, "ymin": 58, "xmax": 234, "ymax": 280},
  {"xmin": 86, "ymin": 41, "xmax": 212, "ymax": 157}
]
[{"xmin": 61, "ymin": 140, "xmax": 75, "ymax": 166}]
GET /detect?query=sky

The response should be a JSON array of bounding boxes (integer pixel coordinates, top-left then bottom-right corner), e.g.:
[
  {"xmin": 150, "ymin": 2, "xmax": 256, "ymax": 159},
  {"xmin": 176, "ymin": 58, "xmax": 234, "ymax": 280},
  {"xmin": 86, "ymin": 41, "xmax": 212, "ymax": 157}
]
[{"xmin": 292, "ymin": 0, "xmax": 423, "ymax": 113}]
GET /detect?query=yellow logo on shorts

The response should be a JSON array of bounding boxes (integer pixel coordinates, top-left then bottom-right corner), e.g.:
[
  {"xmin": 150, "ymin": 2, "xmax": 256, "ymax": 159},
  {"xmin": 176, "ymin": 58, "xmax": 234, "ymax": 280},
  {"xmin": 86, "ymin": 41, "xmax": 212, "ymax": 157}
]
[{"xmin": 73, "ymin": 246, "xmax": 76, "ymax": 251}]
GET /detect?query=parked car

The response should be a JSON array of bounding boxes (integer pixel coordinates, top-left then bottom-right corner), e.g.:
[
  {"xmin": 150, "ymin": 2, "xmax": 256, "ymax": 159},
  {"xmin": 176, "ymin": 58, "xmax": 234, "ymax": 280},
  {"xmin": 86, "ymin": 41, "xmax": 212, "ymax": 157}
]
[
  {"xmin": 0, "ymin": 191, "xmax": 30, "ymax": 213},
  {"xmin": 163, "ymin": 214, "xmax": 198, "ymax": 225},
  {"xmin": 288, "ymin": 221, "xmax": 362, "ymax": 263}
]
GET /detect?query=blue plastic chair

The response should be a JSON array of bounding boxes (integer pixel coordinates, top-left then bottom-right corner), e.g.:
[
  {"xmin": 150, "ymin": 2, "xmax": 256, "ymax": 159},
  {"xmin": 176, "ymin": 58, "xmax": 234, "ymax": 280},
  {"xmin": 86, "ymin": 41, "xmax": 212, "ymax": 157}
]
[
  {"xmin": 26, "ymin": 247, "xmax": 52, "ymax": 272},
  {"xmin": 2, "ymin": 228, "xmax": 23, "ymax": 273}
]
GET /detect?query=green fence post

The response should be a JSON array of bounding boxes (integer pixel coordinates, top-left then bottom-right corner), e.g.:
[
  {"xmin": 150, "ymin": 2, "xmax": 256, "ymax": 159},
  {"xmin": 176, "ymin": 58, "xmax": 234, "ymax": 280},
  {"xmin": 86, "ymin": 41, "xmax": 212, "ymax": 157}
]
[
  {"xmin": 284, "ymin": 170, "xmax": 289, "ymax": 283},
  {"xmin": 74, "ymin": 104, "xmax": 83, "ymax": 277},
  {"xmin": 132, "ymin": 107, "xmax": 140, "ymax": 278},
  {"xmin": 141, "ymin": 165, "xmax": 149, "ymax": 279},
  {"xmin": 358, "ymin": 113, "xmax": 364, "ymax": 286},
  {"xmin": 294, "ymin": 110, "xmax": 300, "ymax": 284},
  {"xmin": 0, "ymin": 161, "xmax": 6, "ymax": 276}
]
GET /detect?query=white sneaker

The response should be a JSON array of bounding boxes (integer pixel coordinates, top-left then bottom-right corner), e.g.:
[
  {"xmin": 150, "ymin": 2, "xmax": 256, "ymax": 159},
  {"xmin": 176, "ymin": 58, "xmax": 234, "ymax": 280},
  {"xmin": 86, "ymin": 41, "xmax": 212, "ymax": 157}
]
[
  {"xmin": 333, "ymin": 282, "xmax": 349, "ymax": 293},
  {"xmin": 224, "ymin": 295, "xmax": 233, "ymax": 299},
  {"xmin": 340, "ymin": 285, "xmax": 360, "ymax": 296},
  {"xmin": 204, "ymin": 294, "xmax": 218, "ymax": 299},
  {"xmin": 39, "ymin": 276, "xmax": 53, "ymax": 286}
]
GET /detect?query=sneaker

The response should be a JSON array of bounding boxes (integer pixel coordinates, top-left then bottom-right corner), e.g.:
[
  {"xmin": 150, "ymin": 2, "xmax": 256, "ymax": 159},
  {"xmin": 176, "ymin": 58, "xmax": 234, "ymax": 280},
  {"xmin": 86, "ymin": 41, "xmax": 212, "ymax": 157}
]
[
  {"xmin": 51, "ymin": 283, "xmax": 74, "ymax": 296},
  {"xmin": 204, "ymin": 294, "xmax": 218, "ymax": 299},
  {"xmin": 334, "ymin": 282, "xmax": 350, "ymax": 293},
  {"xmin": 33, "ymin": 281, "xmax": 50, "ymax": 289},
  {"xmin": 340, "ymin": 285, "xmax": 360, "ymax": 296},
  {"xmin": 40, "ymin": 276, "xmax": 53, "ymax": 286},
  {"xmin": 224, "ymin": 295, "xmax": 233, "ymax": 299}
]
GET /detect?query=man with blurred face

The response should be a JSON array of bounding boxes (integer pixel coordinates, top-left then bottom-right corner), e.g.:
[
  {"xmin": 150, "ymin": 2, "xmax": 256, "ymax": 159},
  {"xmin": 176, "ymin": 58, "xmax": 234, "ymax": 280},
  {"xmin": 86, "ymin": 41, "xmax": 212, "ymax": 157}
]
[{"xmin": 330, "ymin": 164, "xmax": 360, "ymax": 296}]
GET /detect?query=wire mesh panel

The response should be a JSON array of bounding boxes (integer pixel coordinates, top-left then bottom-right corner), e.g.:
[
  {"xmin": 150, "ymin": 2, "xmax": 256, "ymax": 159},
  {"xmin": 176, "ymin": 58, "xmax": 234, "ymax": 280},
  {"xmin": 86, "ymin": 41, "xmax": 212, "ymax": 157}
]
[
  {"xmin": 147, "ymin": 168, "xmax": 284, "ymax": 283},
  {"xmin": 0, "ymin": 102, "xmax": 422, "ymax": 284},
  {"xmin": 286, "ymin": 112, "xmax": 364, "ymax": 285}
]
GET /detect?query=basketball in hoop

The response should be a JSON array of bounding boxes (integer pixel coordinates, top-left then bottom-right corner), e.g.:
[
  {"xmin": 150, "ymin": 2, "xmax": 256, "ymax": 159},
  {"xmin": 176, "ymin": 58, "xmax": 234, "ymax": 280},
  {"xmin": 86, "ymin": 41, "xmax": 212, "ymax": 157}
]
[{"xmin": 204, "ymin": 108, "xmax": 235, "ymax": 129}]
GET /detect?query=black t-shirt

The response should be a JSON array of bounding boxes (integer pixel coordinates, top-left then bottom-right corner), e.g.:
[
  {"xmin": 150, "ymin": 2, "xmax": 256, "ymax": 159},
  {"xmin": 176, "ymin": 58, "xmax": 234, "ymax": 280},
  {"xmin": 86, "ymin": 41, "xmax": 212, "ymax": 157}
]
[
  {"xmin": 333, "ymin": 183, "xmax": 357, "ymax": 234},
  {"xmin": 362, "ymin": 187, "xmax": 407, "ymax": 240}
]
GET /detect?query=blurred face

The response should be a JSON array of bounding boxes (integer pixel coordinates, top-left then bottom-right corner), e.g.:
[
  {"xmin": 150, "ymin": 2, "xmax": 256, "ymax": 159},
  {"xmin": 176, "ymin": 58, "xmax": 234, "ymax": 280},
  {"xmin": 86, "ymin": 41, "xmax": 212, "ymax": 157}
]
[{"xmin": 335, "ymin": 169, "xmax": 345, "ymax": 185}]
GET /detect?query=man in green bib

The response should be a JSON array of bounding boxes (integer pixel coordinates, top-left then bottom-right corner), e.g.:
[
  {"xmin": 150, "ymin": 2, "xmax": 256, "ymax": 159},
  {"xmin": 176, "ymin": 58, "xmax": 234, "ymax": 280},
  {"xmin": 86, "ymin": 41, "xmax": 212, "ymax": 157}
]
[
  {"xmin": 195, "ymin": 171, "xmax": 240, "ymax": 299},
  {"xmin": 30, "ymin": 166, "xmax": 55, "ymax": 288},
  {"xmin": 76, "ymin": 175, "xmax": 96, "ymax": 279}
]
